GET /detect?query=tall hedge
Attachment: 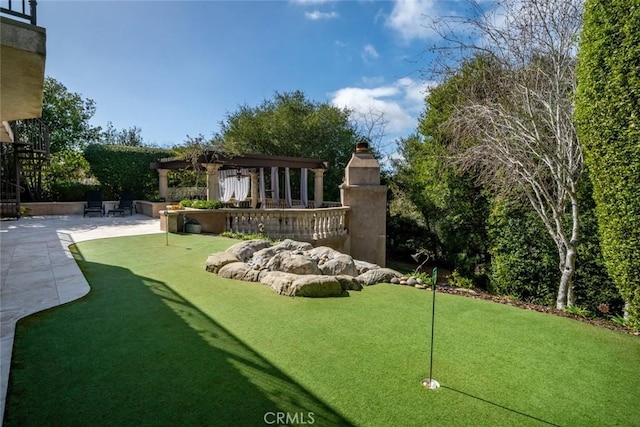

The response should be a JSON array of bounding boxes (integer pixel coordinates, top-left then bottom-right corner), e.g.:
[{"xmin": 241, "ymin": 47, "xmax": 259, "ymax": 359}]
[
  {"xmin": 83, "ymin": 144, "xmax": 173, "ymax": 199},
  {"xmin": 575, "ymin": 0, "xmax": 640, "ymax": 329},
  {"xmin": 488, "ymin": 200, "xmax": 559, "ymax": 306}
]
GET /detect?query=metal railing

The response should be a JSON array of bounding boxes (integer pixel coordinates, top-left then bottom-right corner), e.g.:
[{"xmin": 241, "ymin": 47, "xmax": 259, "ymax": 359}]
[
  {"xmin": 1, "ymin": 0, "xmax": 37, "ymax": 25},
  {"xmin": 11, "ymin": 118, "xmax": 49, "ymax": 154}
]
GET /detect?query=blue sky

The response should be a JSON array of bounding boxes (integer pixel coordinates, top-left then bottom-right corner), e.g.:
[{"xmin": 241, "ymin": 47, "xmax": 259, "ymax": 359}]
[{"xmin": 37, "ymin": 0, "xmax": 475, "ymax": 150}]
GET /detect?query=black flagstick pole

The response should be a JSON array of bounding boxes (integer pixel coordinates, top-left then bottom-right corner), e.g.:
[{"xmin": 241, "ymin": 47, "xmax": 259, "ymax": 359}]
[
  {"xmin": 429, "ymin": 267, "xmax": 437, "ymax": 385},
  {"xmin": 164, "ymin": 210, "xmax": 169, "ymax": 246},
  {"xmin": 423, "ymin": 267, "xmax": 440, "ymax": 389}
]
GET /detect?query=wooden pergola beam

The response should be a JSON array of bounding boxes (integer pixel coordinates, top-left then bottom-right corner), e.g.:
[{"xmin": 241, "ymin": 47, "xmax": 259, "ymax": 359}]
[{"xmin": 150, "ymin": 152, "xmax": 328, "ymax": 171}]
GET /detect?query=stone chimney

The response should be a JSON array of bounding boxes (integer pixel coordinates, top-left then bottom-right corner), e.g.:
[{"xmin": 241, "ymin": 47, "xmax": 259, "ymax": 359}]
[{"xmin": 340, "ymin": 142, "xmax": 387, "ymax": 267}]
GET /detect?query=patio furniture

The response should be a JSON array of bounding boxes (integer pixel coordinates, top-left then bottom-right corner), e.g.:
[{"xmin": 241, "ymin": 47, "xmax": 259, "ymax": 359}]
[
  {"xmin": 83, "ymin": 191, "xmax": 105, "ymax": 217},
  {"xmin": 117, "ymin": 191, "xmax": 136, "ymax": 216},
  {"xmin": 107, "ymin": 208, "xmax": 125, "ymax": 217}
]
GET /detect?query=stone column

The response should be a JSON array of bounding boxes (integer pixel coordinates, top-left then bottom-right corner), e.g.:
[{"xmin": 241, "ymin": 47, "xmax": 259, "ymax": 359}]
[
  {"xmin": 158, "ymin": 169, "xmax": 169, "ymax": 201},
  {"xmin": 312, "ymin": 168, "xmax": 325, "ymax": 208},
  {"xmin": 340, "ymin": 142, "xmax": 387, "ymax": 267},
  {"xmin": 205, "ymin": 164, "xmax": 221, "ymax": 201},
  {"xmin": 250, "ymin": 169, "xmax": 259, "ymax": 208}
]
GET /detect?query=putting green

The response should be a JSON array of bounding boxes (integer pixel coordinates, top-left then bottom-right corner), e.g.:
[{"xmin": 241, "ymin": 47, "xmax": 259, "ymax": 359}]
[{"xmin": 6, "ymin": 234, "xmax": 640, "ymax": 426}]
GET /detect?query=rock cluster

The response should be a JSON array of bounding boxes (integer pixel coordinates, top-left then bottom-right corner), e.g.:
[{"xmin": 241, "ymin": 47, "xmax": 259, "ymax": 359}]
[{"xmin": 205, "ymin": 239, "xmax": 406, "ymax": 297}]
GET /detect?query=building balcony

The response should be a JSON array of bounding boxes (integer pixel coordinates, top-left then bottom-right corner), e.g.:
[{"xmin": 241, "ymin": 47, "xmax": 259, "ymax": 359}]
[{"xmin": 1, "ymin": 0, "xmax": 46, "ymax": 141}]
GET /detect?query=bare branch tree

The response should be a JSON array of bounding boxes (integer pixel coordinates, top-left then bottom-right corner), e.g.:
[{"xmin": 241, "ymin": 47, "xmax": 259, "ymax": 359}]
[
  {"xmin": 349, "ymin": 106, "xmax": 390, "ymax": 156},
  {"xmin": 429, "ymin": 0, "xmax": 583, "ymax": 309}
]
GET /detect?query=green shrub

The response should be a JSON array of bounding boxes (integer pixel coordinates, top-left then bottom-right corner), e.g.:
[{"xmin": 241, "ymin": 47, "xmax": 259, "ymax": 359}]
[
  {"xmin": 487, "ymin": 200, "xmax": 559, "ymax": 306},
  {"xmin": 448, "ymin": 270, "xmax": 474, "ymax": 289},
  {"xmin": 572, "ymin": 173, "xmax": 625, "ymax": 317},
  {"xmin": 83, "ymin": 144, "xmax": 173, "ymax": 200},
  {"xmin": 179, "ymin": 199, "xmax": 221, "ymax": 209},
  {"xmin": 220, "ymin": 231, "xmax": 278, "ymax": 243},
  {"xmin": 386, "ymin": 214, "xmax": 437, "ymax": 261},
  {"xmin": 49, "ymin": 182, "xmax": 101, "ymax": 202},
  {"xmin": 564, "ymin": 305, "xmax": 592, "ymax": 319},
  {"xmin": 145, "ymin": 192, "xmax": 165, "ymax": 202}
]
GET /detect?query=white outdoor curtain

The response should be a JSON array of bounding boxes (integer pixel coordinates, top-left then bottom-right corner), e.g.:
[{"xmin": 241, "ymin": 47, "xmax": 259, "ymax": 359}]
[
  {"xmin": 259, "ymin": 168, "xmax": 266, "ymax": 205},
  {"xmin": 300, "ymin": 168, "xmax": 308, "ymax": 207},
  {"xmin": 235, "ymin": 168, "xmax": 250, "ymax": 201},
  {"xmin": 218, "ymin": 169, "xmax": 235, "ymax": 202},
  {"xmin": 271, "ymin": 167, "xmax": 279, "ymax": 203},
  {"xmin": 285, "ymin": 167, "xmax": 292, "ymax": 207},
  {"xmin": 218, "ymin": 169, "xmax": 250, "ymax": 202}
]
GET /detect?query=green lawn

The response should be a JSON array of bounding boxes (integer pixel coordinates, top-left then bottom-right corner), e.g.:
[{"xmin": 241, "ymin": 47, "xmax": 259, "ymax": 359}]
[{"xmin": 5, "ymin": 234, "xmax": 640, "ymax": 426}]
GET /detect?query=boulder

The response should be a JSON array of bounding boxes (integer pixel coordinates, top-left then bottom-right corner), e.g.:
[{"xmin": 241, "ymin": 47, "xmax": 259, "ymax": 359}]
[
  {"xmin": 288, "ymin": 275, "xmax": 344, "ymax": 297},
  {"xmin": 251, "ymin": 240, "xmax": 312, "ymax": 266},
  {"xmin": 218, "ymin": 262, "xmax": 252, "ymax": 280},
  {"xmin": 260, "ymin": 271, "xmax": 301, "ymax": 295},
  {"xmin": 243, "ymin": 268, "xmax": 262, "ymax": 282},
  {"xmin": 319, "ymin": 254, "xmax": 358, "ymax": 276},
  {"xmin": 205, "ymin": 252, "xmax": 240, "ymax": 273},
  {"xmin": 265, "ymin": 252, "xmax": 321, "ymax": 275},
  {"xmin": 271, "ymin": 239, "xmax": 314, "ymax": 253},
  {"xmin": 336, "ymin": 275, "xmax": 363, "ymax": 292},
  {"xmin": 354, "ymin": 260, "xmax": 380, "ymax": 275},
  {"xmin": 226, "ymin": 240, "xmax": 272, "ymax": 262},
  {"xmin": 306, "ymin": 246, "xmax": 342, "ymax": 260},
  {"xmin": 356, "ymin": 268, "xmax": 402, "ymax": 286},
  {"xmin": 206, "ymin": 238, "xmax": 396, "ymax": 297},
  {"xmin": 250, "ymin": 246, "xmax": 279, "ymax": 266}
]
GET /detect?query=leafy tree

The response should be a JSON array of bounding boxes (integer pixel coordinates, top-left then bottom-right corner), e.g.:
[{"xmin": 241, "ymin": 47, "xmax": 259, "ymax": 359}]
[
  {"xmin": 387, "ymin": 134, "xmax": 441, "ymax": 261},
  {"xmin": 427, "ymin": 0, "xmax": 584, "ymax": 309},
  {"xmin": 575, "ymin": 0, "xmax": 640, "ymax": 329},
  {"xmin": 390, "ymin": 133, "xmax": 489, "ymax": 276},
  {"xmin": 101, "ymin": 122, "xmax": 145, "ymax": 146},
  {"xmin": 41, "ymin": 77, "xmax": 101, "ymax": 153},
  {"xmin": 219, "ymin": 90, "xmax": 359, "ymax": 201},
  {"xmin": 170, "ymin": 134, "xmax": 223, "ymax": 189},
  {"xmin": 389, "ymin": 57, "xmax": 494, "ymax": 277}
]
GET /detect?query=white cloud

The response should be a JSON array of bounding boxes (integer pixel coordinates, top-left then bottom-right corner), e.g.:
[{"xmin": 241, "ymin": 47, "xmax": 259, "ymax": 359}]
[
  {"xmin": 385, "ymin": 0, "xmax": 445, "ymax": 41},
  {"xmin": 362, "ymin": 44, "xmax": 379, "ymax": 61},
  {"xmin": 330, "ymin": 78, "xmax": 430, "ymax": 134},
  {"xmin": 396, "ymin": 77, "xmax": 432, "ymax": 111},
  {"xmin": 305, "ymin": 10, "xmax": 339, "ymax": 20}
]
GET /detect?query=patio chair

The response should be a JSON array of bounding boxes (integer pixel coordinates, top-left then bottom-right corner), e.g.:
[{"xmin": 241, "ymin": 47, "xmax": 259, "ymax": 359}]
[
  {"xmin": 83, "ymin": 191, "xmax": 105, "ymax": 217},
  {"xmin": 117, "ymin": 191, "xmax": 136, "ymax": 216}
]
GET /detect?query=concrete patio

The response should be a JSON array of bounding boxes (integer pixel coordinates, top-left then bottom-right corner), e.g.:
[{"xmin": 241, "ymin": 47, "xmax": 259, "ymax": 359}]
[{"xmin": 0, "ymin": 214, "xmax": 161, "ymax": 424}]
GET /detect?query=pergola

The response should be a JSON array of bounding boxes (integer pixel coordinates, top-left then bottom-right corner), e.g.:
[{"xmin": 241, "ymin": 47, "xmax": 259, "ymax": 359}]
[{"xmin": 150, "ymin": 151, "xmax": 329, "ymax": 208}]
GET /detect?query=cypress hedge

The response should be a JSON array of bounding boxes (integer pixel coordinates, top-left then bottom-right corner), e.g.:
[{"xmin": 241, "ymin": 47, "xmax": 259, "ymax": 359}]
[{"xmin": 575, "ymin": 0, "xmax": 640, "ymax": 329}]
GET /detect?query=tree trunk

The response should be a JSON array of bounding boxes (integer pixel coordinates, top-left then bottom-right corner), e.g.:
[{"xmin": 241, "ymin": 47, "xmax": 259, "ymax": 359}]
[
  {"xmin": 555, "ymin": 192, "xmax": 579, "ymax": 310},
  {"xmin": 556, "ymin": 244, "xmax": 577, "ymax": 309}
]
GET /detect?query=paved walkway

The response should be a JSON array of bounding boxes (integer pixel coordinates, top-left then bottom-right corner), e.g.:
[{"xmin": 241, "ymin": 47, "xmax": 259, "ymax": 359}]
[{"xmin": 0, "ymin": 214, "xmax": 161, "ymax": 424}]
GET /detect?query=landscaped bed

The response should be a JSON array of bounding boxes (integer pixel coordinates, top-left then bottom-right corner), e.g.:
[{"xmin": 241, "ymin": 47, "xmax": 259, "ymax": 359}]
[{"xmin": 5, "ymin": 234, "xmax": 640, "ymax": 426}]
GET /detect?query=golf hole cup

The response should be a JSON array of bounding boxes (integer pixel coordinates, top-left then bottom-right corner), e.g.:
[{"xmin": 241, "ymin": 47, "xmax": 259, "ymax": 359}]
[{"xmin": 421, "ymin": 378, "xmax": 440, "ymax": 389}]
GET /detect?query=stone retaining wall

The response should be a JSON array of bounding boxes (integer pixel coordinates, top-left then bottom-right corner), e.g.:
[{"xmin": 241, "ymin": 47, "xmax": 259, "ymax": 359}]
[{"xmin": 21, "ymin": 201, "xmax": 165, "ymax": 217}]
